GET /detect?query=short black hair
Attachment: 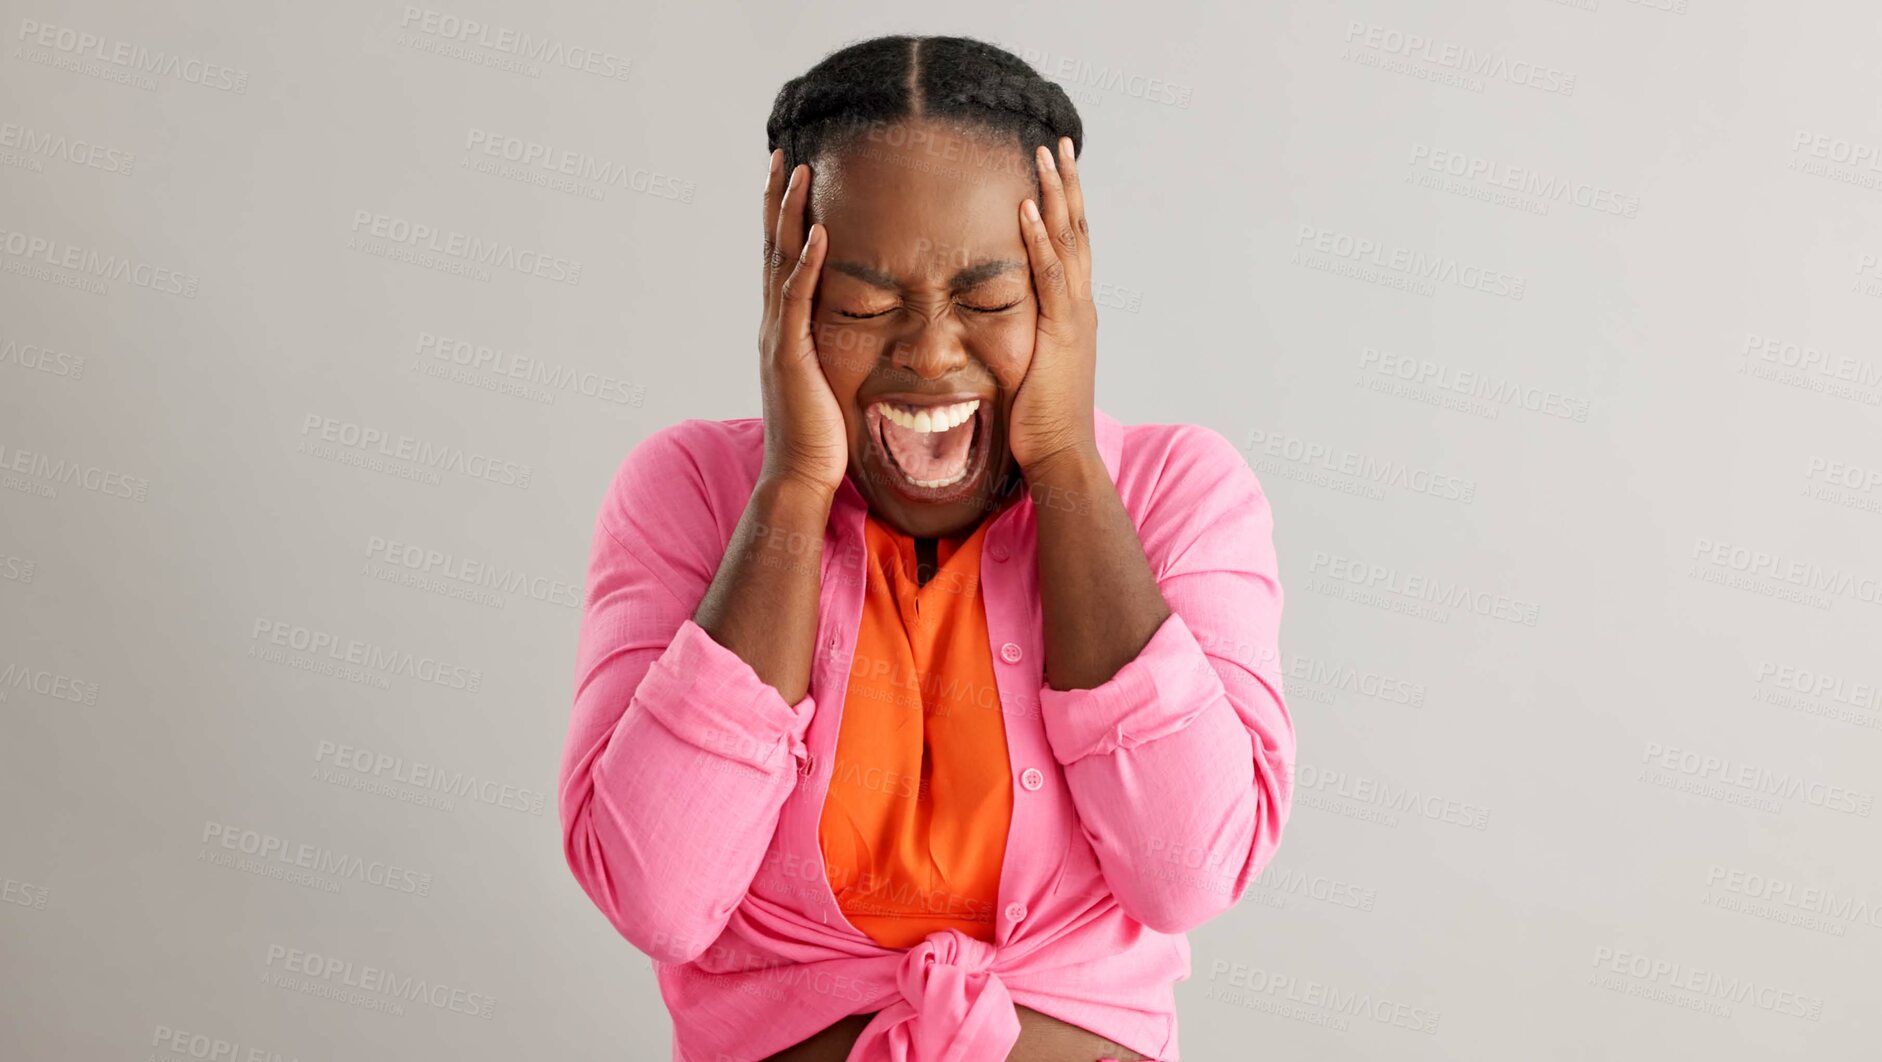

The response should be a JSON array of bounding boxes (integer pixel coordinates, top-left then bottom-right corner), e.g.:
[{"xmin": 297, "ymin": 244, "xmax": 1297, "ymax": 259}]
[{"xmin": 766, "ymin": 35, "xmax": 1083, "ymax": 192}]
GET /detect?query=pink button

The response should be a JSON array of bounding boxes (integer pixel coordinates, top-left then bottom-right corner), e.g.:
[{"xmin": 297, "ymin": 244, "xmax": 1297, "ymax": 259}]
[
  {"xmin": 999, "ymin": 642, "xmax": 1022, "ymax": 664},
  {"xmin": 1020, "ymin": 767, "xmax": 1044, "ymax": 791},
  {"xmin": 990, "ymin": 543, "xmax": 1010, "ymax": 561},
  {"xmin": 1004, "ymin": 902, "xmax": 1028, "ymax": 923}
]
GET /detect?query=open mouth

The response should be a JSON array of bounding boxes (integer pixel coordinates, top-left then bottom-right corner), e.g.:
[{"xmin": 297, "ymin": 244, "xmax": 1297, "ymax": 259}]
[{"xmin": 863, "ymin": 397, "xmax": 993, "ymax": 504}]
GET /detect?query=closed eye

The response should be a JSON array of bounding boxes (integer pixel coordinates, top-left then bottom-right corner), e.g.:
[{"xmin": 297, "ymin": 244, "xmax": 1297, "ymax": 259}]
[{"xmin": 837, "ymin": 298, "xmax": 1021, "ymax": 319}]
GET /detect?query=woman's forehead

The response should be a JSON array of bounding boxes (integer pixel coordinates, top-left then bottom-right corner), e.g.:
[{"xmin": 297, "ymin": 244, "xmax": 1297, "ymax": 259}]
[
  {"xmin": 813, "ymin": 155, "xmax": 1031, "ymax": 247},
  {"xmin": 814, "ymin": 123, "xmax": 1032, "ymax": 204},
  {"xmin": 820, "ymin": 210, "xmax": 1026, "ymax": 286}
]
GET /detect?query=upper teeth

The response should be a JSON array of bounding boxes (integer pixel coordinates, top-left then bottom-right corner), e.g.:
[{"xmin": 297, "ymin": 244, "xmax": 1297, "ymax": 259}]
[{"xmin": 875, "ymin": 399, "xmax": 979, "ymax": 432}]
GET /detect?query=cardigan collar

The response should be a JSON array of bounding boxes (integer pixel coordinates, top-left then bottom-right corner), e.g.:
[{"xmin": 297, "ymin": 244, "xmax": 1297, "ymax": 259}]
[{"xmin": 832, "ymin": 405, "xmax": 1121, "ymax": 525}]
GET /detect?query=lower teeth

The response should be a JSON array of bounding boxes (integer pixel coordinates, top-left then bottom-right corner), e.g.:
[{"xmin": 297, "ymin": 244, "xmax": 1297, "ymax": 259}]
[{"xmin": 905, "ymin": 468, "xmax": 968, "ymax": 489}]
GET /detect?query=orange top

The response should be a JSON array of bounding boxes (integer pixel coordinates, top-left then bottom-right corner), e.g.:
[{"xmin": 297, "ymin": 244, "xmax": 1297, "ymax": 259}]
[{"xmin": 817, "ymin": 511, "xmax": 1014, "ymax": 948}]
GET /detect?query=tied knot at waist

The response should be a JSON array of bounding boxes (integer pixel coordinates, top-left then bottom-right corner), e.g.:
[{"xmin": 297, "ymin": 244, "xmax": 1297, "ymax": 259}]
[{"xmin": 848, "ymin": 929, "xmax": 1020, "ymax": 1061}]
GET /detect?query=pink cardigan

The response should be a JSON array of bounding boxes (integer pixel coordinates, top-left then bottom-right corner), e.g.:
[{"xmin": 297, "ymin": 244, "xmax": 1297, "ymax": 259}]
[{"xmin": 558, "ymin": 406, "xmax": 1295, "ymax": 1061}]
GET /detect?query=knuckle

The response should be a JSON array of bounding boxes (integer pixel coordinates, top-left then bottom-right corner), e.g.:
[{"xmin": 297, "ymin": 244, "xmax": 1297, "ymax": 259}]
[
  {"xmin": 782, "ymin": 269, "xmax": 810, "ymax": 301},
  {"xmin": 1055, "ymin": 225, "xmax": 1078, "ymax": 249}
]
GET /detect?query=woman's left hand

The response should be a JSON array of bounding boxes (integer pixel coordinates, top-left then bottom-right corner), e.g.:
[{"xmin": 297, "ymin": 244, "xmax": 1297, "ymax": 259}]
[{"xmin": 1008, "ymin": 136, "xmax": 1099, "ymax": 475}]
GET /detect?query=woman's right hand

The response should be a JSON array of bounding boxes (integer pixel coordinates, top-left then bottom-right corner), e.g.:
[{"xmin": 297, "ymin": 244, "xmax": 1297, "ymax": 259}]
[{"xmin": 759, "ymin": 150, "xmax": 847, "ymax": 498}]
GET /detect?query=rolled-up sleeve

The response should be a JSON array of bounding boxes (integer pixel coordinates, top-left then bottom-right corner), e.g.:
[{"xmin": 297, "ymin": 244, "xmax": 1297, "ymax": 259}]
[
  {"xmin": 558, "ymin": 422, "xmax": 815, "ymax": 966},
  {"xmin": 1039, "ymin": 425, "xmax": 1294, "ymax": 935}
]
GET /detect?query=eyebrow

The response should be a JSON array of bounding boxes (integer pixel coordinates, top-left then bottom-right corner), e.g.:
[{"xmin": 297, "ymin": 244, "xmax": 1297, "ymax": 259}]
[{"xmin": 828, "ymin": 258, "xmax": 1024, "ymax": 291}]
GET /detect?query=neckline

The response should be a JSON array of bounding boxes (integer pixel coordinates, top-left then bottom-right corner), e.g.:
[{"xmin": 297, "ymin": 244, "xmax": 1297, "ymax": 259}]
[
  {"xmin": 863, "ymin": 512, "xmax": 987, "ymax": 593},
  {"xmin": 863, "ymin": 510, "xmax": 989, "ymax": 547}
]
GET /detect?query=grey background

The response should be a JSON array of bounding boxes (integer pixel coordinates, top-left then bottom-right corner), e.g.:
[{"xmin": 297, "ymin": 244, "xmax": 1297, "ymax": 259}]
[{"xmin": 3, "ymin": 1, "xmax": 1878, "ymax": 1059}]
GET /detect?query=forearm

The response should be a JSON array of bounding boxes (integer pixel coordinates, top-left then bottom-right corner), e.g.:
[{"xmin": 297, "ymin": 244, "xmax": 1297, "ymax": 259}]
[
  {"xmin": 1028, "ymin": 439, "xmax": 1292, "ymax": 933},
  {"xmin": 1029, "ymin": 446, "xmax": 1170, "ymax": 691},
  {"xmin": 693, "ymin": 475, "xmax": 833, "ymax": 704},
  {"xmin": 565, "ymin": 476, "xmax": 829, "ymax": 964}
]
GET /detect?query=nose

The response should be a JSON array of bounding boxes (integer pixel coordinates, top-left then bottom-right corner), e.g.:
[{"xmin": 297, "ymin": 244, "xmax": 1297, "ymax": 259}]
[{"xmin": 887, "ymin": 310, "xmax": 970, "ymax": 381}]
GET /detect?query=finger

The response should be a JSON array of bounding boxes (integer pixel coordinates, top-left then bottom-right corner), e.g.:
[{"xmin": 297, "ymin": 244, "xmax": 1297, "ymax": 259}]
[
  {"xmin": 1035, "ymin": 143, "xmax": 1088, "ymax": 302},
  {"xmin": 769, "ymin": 164, "xmax": 808, "ymax": 322},
  {"xmin": 777, "ymin": 222, "xmax": 828, "ymax": 360},
  {"xmin": 1020, "ymin": 198, "xmax": 1071, "ymax": 322},
  {"xmin": 1035, "ymin": 144, "xmax": 1078, "ymax": 258},
  {"xmin": 769, "ymin": 162, "xmax": 807, "ymax": 319},
  {"xmin": 1056, "ymin": 136, "xmax": 1089, "ymax": 252},
  {"xmin": 762, "ymin": 148, "xmax": 783, "ymax": 318},
  {"xmin": 773, "ymin": 163, "xmax": 809, "ymax": 282}
]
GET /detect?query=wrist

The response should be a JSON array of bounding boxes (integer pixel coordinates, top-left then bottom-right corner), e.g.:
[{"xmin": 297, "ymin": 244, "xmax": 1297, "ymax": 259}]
[
  {"xmin": 1021, "ymin": 443, "xmax": 1107, "ymax": 521},
  {"xmin": 754, "ymin": 470, "xmax": 838, "ymax": 517},
  {"xmin": 1022, "ymin": 439, "xmax": 1103, "ymax": 485}
]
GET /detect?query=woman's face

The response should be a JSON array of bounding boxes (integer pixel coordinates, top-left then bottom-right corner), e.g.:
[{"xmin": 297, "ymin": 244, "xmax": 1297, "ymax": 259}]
[{"xmin": 807, "ymin": 119, "xmax": 1041, "ymax": 539}]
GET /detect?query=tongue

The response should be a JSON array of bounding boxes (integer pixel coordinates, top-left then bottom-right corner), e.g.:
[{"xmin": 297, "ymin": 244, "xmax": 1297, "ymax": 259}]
[{"xmin": 883, "ymin": 410, "xmax": 974, "ymax": 482}]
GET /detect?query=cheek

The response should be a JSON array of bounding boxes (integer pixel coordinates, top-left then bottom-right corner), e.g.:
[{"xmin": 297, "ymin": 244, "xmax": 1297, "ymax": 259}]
[
  {"xmin": 811, "ymin": 321, "xmax": 885, "ymax": 384},
  {"xmin": 974, "ymin": 313, "xmax": 1036, "ymax": 391},
  {"xmin": 813, "ymin": 356, "xmax": 868, "ymax": 424}
]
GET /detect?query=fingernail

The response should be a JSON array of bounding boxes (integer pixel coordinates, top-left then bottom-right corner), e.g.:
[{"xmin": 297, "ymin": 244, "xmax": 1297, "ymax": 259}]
[
  {"xmin": 1060, "ymin": 136, "xmax": 1073, "ymax": 160},
  {"xmin": 1023, "ymin": 199, "xmax": 1040, "ymax": 222},
  {"xmin": 769, "ymin": 149, "xmax": 781, "ymax": 178},
  {"xmin": 1038, "ymin": 144, "xmax": 1056, "ymax": 172}
]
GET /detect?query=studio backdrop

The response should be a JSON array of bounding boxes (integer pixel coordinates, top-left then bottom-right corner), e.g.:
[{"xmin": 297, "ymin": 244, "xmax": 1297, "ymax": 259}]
[{"xmin": 3, "ymin": 1, "xmax": 1877, "ymax": 1059}]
